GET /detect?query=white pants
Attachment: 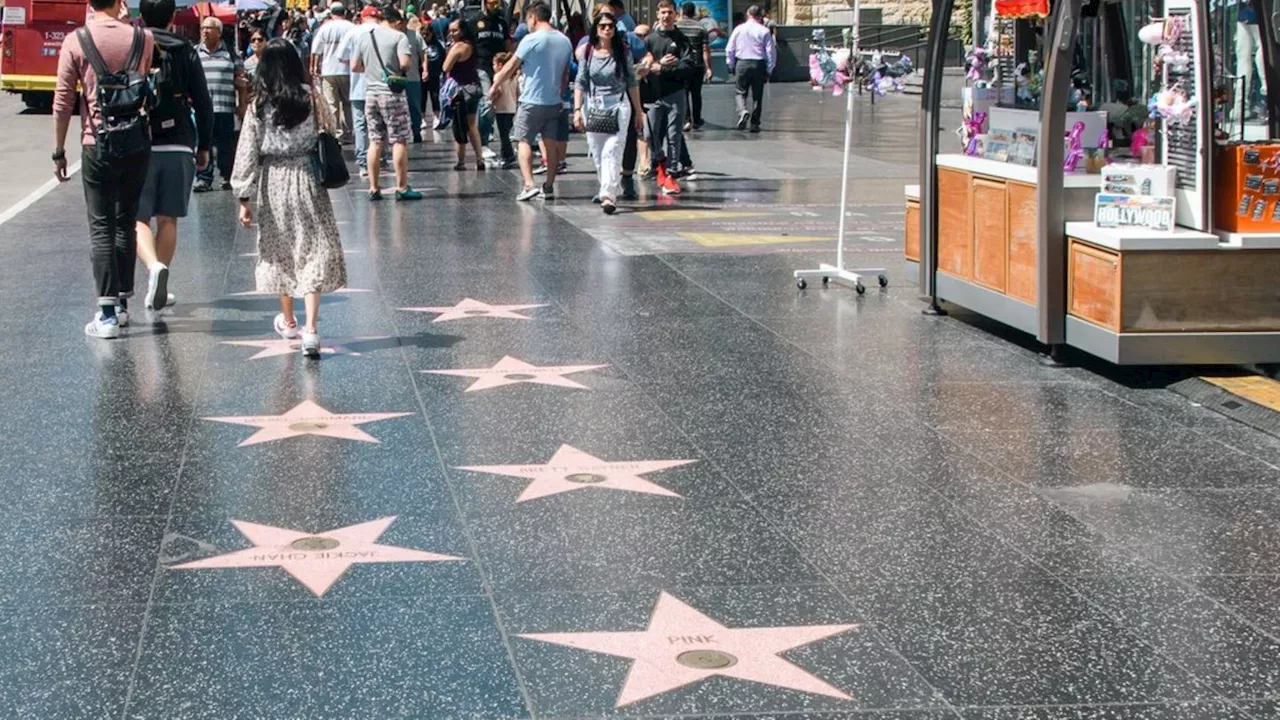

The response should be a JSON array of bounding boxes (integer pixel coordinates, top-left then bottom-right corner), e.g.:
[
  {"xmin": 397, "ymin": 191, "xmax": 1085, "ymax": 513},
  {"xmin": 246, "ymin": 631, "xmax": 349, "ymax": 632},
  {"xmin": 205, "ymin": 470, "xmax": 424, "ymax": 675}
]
[
  {"xmin": 1237, "ymin": 22, "xmax": 1267, "ymax": 102},
  {"xmin": 586, "ymin": 102, "xmax": 631, "ymax": 202}
]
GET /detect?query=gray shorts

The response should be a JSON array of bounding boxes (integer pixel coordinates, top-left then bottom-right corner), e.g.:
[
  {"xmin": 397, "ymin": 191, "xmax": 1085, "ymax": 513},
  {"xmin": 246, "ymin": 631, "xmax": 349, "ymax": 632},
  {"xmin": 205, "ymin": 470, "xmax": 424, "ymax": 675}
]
[
  {"xmin": 137, "ymin": 150, "xmax": 197, "ymax": 220},
  {"xmin": 512, "ymin": 102, "xmax": 568, "ymax": 143}
]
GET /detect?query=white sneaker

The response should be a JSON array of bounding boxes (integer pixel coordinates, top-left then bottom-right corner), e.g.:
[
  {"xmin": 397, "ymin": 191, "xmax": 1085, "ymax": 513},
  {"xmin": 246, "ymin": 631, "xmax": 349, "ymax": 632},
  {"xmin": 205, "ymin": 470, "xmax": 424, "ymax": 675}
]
[
  {"xmin": 482, "ymin": 147, "xmax": 497, "ymax": 160},
  {"xmin": 85, "ymin": 312, "xmax": 120, "ymax": 339},
  {"xmin": 517, "ymin": 186, "xmax": 542, "ymax": 201},
  {"xmin": 115, "ymin": 306, "xmax": 130, "ymax": 327},
  {"xmin": 274, "ymin": 313, "xmax": 300, "ymax": 340},
  {"xmin": 145, "ymin": 264, "xmax": 169, "ymax": 311},
  {"xmin": 301, "ymin": 330, "xmax": 321, "ymax": 359}
]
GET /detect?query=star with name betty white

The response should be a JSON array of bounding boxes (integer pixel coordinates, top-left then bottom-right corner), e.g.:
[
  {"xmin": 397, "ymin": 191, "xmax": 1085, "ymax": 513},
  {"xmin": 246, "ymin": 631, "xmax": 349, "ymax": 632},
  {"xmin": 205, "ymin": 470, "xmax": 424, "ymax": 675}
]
[
  {"xmin": 520, "ymin": 591, "xmax": 857, "ymax": 707},
  {"xmin": 399, "ymin": 298, "xmax": 548, "ymax": 322},
  {"xmin": 170, "ymin": 517, "xmax": 463, "ymax": 596},
  {"xmin": 423, "ymin": 356, "xmax": 609, "ymax": 391},
  {"xmin": 454, "ymin": 444, "xmax": 696, "ymax": 501},
  {"xmin": 202, "ymin": 400, "xmax": 413, "ymax": 446}
]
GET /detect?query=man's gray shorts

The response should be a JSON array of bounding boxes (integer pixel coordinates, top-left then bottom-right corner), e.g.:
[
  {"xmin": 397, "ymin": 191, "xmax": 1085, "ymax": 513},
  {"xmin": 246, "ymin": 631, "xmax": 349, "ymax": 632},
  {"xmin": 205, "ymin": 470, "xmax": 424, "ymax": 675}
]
[
  {"xmin": 512, "ymin": 102, "xmax": 568, "ymax": 144},
  {"xmin": 137, "ymin": 150, "xmax": 197, "ymax": 220}
]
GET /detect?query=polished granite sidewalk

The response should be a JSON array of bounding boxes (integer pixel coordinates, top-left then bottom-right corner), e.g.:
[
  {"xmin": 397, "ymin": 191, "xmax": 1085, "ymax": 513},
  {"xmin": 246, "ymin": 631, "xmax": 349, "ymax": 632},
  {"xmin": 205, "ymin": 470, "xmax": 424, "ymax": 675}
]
[{"xmin": 0, "ymin": 85, "xmax": 1278, "ymax": 719}]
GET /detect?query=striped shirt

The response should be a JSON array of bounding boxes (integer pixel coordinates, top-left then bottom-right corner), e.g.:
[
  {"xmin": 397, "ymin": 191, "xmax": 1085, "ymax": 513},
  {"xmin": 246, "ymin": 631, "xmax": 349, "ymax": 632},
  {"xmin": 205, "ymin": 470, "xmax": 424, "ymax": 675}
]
[{"xmin": 197, "ymin": 41, "xmax": 242, "ymax": 114}]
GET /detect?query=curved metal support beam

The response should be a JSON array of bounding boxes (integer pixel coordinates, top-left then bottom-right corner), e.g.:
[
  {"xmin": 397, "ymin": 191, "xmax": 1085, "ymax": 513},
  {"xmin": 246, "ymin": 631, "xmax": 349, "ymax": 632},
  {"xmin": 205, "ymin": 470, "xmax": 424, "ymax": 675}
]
[
  {"xmin": 1035, "ymin": 0, "xmax": 1082, "ymax": 346},
  {"xmin": 917, "ymin": 0, "xmax": 958, "ymax": 303}
]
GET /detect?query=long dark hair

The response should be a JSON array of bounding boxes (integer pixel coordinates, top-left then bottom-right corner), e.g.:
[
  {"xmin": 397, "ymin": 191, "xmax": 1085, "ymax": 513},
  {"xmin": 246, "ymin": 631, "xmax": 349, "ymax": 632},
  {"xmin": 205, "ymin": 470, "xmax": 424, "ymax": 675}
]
[
  {"xmin": 252, "ymin": 38, "xmax": 311, "ymax": 129},
  {"xmin": 450, "ymin": 17, "xmax": 477, "ymax": 45},
  {"xmin": 587, "ymin": 9, "xmax": 627, "ymax": 78}
]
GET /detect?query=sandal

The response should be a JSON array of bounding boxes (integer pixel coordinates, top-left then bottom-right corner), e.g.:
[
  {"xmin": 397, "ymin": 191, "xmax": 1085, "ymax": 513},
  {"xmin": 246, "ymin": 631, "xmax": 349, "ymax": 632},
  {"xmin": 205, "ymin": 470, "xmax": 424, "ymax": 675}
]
[{"xmin": 454, "ymin": 161, "xmax": 466, "ymax": 171}]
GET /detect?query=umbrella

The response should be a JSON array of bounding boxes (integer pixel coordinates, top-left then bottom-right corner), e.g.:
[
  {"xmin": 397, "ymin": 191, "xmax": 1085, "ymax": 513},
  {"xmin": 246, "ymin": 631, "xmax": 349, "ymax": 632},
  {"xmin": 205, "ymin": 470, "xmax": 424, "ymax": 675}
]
[{"xmin": 223, "ymin": 0, "xmax": 278, "ymax": 10}]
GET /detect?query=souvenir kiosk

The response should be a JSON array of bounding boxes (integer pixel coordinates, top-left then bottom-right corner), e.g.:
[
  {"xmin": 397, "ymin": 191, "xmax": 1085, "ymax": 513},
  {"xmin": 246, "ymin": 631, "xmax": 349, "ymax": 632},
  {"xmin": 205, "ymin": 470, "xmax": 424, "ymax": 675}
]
[{"xmin": 908, "ymin": 0, "xmax": 1280, "ymax": 365}]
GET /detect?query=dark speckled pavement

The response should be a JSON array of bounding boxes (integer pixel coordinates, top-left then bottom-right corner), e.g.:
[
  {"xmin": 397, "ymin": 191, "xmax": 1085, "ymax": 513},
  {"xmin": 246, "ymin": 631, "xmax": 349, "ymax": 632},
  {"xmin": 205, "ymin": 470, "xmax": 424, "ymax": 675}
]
[{"xmin": 1, "ymin": 85, "xmax": 1278, "ymax": 719}]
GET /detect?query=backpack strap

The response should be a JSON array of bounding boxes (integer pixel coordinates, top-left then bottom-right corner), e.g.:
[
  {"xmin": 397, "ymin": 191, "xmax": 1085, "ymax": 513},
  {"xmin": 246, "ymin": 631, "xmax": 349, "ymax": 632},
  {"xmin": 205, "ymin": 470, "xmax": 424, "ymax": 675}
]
[
  {"xmin": 124, "ymin": 27, "xmax": 145, "ymax": 73},
  {"xmin": 76, "ymin": 27, "xmax": 112, "ymax": 80}
]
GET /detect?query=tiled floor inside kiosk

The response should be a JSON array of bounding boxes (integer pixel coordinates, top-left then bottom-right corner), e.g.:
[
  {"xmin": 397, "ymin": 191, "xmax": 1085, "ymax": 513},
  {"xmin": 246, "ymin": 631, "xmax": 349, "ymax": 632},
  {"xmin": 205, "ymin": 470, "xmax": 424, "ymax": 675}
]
[{"xmin": 1, "ymin": 86, "xmax": 1278, "ymax": 718}]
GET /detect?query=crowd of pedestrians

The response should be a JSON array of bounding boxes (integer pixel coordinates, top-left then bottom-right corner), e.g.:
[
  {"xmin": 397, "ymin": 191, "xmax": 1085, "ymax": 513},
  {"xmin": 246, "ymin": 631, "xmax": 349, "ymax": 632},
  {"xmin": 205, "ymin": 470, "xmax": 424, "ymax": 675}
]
[{"xmin": 51, "ymin": 0, "xmax": 776, "ymax": 349}]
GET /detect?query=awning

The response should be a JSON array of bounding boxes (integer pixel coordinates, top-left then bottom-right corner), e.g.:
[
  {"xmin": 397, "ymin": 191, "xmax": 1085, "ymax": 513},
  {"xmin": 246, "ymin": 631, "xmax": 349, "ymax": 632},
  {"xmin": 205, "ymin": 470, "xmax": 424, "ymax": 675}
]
[{"xmin": 995, "ymin": 0, "xmax": 1050, "ymax": 18}]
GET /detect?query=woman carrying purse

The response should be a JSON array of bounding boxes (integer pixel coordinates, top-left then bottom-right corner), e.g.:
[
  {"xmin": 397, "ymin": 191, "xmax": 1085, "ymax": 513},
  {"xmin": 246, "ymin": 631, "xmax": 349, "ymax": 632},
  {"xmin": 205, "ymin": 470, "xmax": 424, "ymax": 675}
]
[
  {"xmin": 233, "ymin": 38, "xmax": 348, "ymax": 359},
  {"xmin": 573, "ymin": 7, "xmax": 643, "ymax": 214}
]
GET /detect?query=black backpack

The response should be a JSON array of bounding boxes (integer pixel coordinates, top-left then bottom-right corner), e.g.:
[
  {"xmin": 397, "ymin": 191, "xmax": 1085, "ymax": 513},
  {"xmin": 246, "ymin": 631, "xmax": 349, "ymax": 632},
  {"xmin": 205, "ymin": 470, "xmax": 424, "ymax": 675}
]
[
  {"xmin": 76, "ymin": 26, "xmax": 153, "ymax": 159},
  {"xmin": 149, "ymin": 38, "xmax": 190, "ymax": 138}
]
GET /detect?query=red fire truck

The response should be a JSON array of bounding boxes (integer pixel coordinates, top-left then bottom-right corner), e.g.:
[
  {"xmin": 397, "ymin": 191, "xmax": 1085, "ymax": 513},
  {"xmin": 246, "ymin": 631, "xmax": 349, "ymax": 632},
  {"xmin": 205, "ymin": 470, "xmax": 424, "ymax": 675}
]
[{"xmin": 1, "ymin": 0, "xmax": 86, "ymax": 110}]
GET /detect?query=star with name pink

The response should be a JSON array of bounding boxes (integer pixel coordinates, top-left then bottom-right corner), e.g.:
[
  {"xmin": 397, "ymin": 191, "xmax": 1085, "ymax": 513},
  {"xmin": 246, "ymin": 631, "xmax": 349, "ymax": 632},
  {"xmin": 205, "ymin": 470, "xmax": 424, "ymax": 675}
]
[
  {"xmin": 170, "ymin": 517, "xmax": 463, "ymax": 596},
  {"xmin": 202, "ymin": 400, "xmax": 413, "ymax": 446},
  {"xmin": 454, "ymin": 444, "xmax": 696, "ymax": 502},
  {"xmin": 219, "ymin": 338, "xmax": 366, "ymax": 360},
  {"xmin": 521, "ymin": 591, "xmax": 857, "ymax": 707},
  {"xmin": 423, "ymin": 356, "xmax": 609, "ymax": 391},
  {"xmin": 399, "ymin": 298, "xmax": 548, "ymax": 322}
]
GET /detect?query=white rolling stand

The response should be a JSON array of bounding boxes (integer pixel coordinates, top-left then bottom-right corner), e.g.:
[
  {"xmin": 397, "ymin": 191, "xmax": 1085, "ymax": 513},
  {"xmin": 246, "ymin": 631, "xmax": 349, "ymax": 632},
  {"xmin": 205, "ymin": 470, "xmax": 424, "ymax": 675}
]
[{"xmin": 793, "ymin": 8, "xmax": 888, "ymax": 295}]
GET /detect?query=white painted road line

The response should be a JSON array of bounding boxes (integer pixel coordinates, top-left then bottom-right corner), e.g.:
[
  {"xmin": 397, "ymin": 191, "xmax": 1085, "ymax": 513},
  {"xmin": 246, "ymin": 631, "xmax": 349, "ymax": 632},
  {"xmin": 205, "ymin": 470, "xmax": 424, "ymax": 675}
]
[{"xmin": 0, "ymin": 162, "xmax": 81, "ymax": 227}]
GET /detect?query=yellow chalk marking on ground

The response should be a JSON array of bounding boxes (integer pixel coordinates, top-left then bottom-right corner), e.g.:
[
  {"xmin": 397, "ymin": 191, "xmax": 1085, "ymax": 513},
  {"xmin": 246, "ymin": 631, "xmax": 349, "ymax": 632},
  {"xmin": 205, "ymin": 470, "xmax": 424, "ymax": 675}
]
[
  {"xmin": 1200, "ymin": 375, "xmax": 1280, "ymax": 412},
  {"xmin": 678, "ymin": 232, "xmax": 831, "ymax": 247},
  {"xmin": 633, "ymin": 210, "xmax": 770, "ymax": 222}
]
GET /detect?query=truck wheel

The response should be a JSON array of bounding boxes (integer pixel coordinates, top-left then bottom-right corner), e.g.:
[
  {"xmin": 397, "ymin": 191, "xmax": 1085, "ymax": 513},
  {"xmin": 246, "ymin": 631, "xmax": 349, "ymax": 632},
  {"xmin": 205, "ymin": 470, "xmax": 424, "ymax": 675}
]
[{"xmin": 21, "ymin": 92, "xmax": 54, "ymax": 113}]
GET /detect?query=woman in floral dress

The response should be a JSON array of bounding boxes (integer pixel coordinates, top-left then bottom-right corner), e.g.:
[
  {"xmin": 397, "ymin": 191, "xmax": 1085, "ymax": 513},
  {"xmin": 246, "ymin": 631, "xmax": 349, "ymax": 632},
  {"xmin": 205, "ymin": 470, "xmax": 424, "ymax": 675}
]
[{"xmin": 233, "ymin": 38, "xmax": 347, "ymax": 358}]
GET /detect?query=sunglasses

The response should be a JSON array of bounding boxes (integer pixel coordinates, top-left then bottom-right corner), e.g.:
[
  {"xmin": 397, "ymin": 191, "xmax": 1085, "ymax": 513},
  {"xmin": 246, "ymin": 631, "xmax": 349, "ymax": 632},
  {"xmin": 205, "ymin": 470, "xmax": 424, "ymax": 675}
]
[
  {"xmin": 596, "ymin": 22, "xmax": 614, "ymax": 28},
  {"xmin": 251, "ymin": 36, "xmax": 266, "ymax": 42}
]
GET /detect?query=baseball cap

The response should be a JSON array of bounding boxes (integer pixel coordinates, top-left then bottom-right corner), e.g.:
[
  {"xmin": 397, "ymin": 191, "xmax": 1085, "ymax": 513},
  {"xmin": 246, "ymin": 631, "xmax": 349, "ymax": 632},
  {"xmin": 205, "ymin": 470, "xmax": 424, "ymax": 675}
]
[
  {"xmin": 329, "ymin": 1, "xmax": 345, "ymax": 13},
  {"xmin": 361, "ymin": 5, "xmax": 381, "ymax": 19}
]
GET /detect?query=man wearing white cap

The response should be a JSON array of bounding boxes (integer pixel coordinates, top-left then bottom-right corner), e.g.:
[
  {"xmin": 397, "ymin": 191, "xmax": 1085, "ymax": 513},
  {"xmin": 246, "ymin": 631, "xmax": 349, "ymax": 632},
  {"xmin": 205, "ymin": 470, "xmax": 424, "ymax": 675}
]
[{"xmin": 310, "ymin": 2, "xmax": 355, "ymax": 142}]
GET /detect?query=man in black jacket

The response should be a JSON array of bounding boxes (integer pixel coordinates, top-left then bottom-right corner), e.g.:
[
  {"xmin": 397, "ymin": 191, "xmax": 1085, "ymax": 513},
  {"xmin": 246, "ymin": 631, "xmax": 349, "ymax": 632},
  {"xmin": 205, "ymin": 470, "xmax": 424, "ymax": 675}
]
[
  {"xmin": 641, "ymin": 0, "xmax": 693, "ymax": 195},
  {"xmin": 136, "ymin": 0, "xmax": 213, "ymax": 314}
]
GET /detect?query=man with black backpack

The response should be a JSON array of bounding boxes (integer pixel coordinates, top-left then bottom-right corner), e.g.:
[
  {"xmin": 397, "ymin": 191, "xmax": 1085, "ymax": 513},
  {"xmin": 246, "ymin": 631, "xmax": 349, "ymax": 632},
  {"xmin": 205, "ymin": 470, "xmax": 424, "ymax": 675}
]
[
  {"xmin": 52, "ymin": 0, "xmax": 155, "ymax": 339},
  {"xmin": 135, "ymin": 0, "xmax": 214, "ymax": 314}
]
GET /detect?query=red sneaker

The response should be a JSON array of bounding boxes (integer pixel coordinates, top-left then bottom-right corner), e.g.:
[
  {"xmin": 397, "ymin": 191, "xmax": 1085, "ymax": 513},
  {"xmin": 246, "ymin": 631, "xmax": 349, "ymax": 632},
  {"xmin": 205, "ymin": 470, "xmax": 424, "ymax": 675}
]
[{"xmin": 656, "ymin": 164, "xmax": 682, "ymax": 195}]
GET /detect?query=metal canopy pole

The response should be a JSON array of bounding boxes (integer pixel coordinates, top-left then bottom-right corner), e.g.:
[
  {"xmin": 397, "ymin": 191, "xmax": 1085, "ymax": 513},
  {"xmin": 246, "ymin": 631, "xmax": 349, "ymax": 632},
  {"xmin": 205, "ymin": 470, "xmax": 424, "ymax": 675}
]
[
  {"xmin": 793, "ymin": 0, "xmax": 889, "ymax": 294},
  {"xmin": 917, "ymin": 0, "xmax": 958, "ymax": 312},
  {"xmin": 1034, "ymin": 0, "xmax": 1082, "ymax": 352}
]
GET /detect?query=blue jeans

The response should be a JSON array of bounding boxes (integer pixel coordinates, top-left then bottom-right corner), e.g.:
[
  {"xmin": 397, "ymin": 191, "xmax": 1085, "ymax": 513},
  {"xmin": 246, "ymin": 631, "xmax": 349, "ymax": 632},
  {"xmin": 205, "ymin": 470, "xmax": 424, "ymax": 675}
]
[
  {"xmin": 352, "ymin": 99, "xmax": 368, "ymax": 170},
  {"xmin": 405, "ymin": 82, "xmax": 423, "ymax": 141}
]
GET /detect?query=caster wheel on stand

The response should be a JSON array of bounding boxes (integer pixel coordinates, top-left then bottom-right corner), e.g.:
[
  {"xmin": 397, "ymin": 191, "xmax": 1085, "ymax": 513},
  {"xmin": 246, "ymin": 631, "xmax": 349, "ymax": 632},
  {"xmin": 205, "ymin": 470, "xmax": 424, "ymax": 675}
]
[
  {"xmin": 855, "ymin": 282, "xmax": 866, "ymax": 295},
  {"xmin": 878, "ymin": 274, "xmax": 889, "ymax": 288},
  {"xmin": 822, "ymin": 276, "xmax": 830, "ymax": 286},
  {"xmin": 797, "ymin": 278, "xmax": 807, "ymax": 290}
]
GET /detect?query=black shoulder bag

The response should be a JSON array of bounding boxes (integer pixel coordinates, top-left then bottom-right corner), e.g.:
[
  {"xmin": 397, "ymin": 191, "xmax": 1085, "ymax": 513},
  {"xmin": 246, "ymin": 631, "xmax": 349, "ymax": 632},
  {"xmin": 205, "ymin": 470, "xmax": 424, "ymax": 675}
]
[
  {"xmin": 583, "ymin": 47, "xmax": 620, "ymax": 134},
  {"xmin": 310, "ymin": 89, "xmax": 349, "ymax": 189}
]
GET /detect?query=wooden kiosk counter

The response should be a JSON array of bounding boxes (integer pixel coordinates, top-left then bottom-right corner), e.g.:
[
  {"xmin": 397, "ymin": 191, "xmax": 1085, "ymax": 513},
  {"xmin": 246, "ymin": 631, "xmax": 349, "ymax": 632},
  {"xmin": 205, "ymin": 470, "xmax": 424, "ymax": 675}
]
[{"xmin": 907, "ymin": 0, "xmax": 1280, "ymax": 366}]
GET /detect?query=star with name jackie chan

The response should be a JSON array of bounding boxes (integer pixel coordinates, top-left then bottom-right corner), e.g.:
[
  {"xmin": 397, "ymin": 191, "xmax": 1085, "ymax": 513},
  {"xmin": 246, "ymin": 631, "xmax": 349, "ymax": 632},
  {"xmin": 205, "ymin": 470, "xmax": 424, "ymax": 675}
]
[
  {"xmin": 399, "ymin": 298, "xmax": 548, "ymax": 322},
  {"xmin": 423, "ymin": 356, "xmax": 609, "ymax": 391},
  {"xmin": 202, "ymin": 400, "xmax": 413, "ymax": 446},
  {"xmin": 170, "ymin": 517, "xmax": 464, "ymax": 596},
  {"xmin": 521, "ymin": 591, "xmax": 858, "ymax": 707},
  {"xmin": 454, "ymin": 444, "xmax": 696, "ymax": 502}
]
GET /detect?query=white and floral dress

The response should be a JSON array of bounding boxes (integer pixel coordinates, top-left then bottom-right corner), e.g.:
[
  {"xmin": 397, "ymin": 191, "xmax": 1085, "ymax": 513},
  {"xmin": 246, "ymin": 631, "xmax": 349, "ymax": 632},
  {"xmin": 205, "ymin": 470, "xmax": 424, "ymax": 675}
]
[{"xmin": 231, "ymin": 101, "xmax": 347, "ymax": 296}]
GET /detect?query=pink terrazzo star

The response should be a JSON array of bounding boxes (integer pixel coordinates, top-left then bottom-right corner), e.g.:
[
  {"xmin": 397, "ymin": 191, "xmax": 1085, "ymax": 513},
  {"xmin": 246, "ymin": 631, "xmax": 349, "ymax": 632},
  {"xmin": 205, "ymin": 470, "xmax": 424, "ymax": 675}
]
[
  {"xmin": 170, "ymin": 517, "xmax": 463, "ymax": 596},
  {"xmin": 220, "ymin": 338, "xmax": 364, "ymax": 360},
  {"xmin": 521, "ymin": 591, "xmax": 857, "ymax": 707},
  {"xmin": 399, "ymin": 298, "xmax": 548, "ymax": 322},
  {"xmin": 202, "ymin": 400, "xmax": 413, "ymax": 446},
  {"xmin": 423, "ymin": 356, "xmax": 609, "ymax": 391},
  {"xmin": 455, "ymin": 444, "xmax": 696, "ymax": 502}
]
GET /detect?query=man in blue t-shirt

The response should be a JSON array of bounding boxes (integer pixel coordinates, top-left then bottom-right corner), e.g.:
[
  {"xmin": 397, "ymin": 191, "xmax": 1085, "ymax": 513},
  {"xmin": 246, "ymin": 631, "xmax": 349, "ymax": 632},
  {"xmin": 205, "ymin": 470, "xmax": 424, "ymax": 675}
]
[{"xmin": 488, "ymin": 1, "xmax": 572, "ymax": 201}]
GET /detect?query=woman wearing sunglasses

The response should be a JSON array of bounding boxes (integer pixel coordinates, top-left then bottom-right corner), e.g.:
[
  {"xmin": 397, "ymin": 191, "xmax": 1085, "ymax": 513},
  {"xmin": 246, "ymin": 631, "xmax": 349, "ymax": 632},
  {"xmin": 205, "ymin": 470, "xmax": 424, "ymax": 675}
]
[
  {"xmin": 244, "ymin": 31, "xmax": 268, "ymax": 81},
  {"xmin": 573, "ymin": 7, "xmax": 643, "ymax": 214}
]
